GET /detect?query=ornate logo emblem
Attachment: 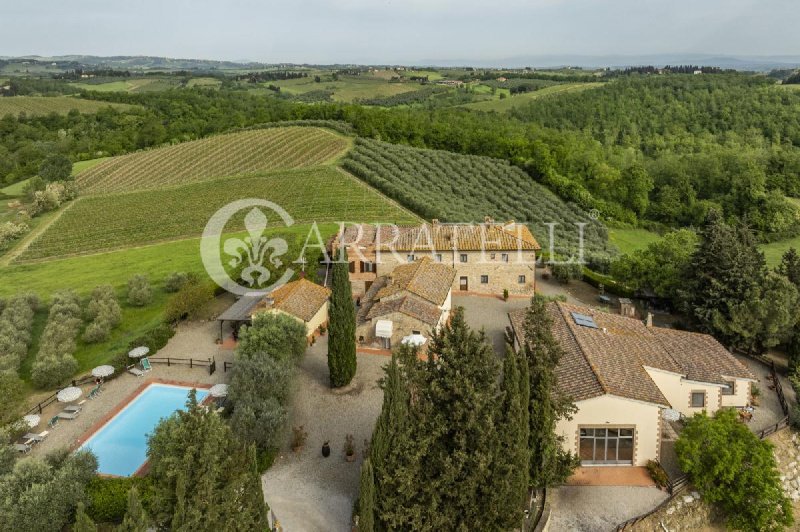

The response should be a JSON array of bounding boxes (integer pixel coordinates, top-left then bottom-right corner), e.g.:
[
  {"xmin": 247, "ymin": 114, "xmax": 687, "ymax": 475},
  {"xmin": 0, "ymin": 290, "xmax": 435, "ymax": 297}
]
[{"xmin": 201, "ymin": 199, "xmax": 294, "ymax": 295}]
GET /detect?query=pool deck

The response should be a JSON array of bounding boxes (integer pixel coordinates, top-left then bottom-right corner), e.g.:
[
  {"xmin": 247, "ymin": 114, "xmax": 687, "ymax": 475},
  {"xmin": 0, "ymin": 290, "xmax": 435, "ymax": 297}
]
[{"xmin": 23, "ymin": 321, "xmax": 233, "ymax": 461}]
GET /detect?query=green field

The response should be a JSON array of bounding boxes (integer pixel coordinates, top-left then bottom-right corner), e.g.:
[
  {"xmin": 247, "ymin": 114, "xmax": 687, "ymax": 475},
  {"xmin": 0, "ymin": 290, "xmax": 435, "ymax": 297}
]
[
  {"xmin": 77, "ymin": 126, "xmax": 352, "ymax": 193},
  {"xmin": 186, "ymin": 77, "xmax": 223, "ymax": 89},
  {"xmin": 342, "ymin": 138, "xmax": 613, "ymax": 259},
  {"xmin": 0, "ymin": 96, "xmax": 133, "ymax": 116},
  {"xmin": 267, "ymin": 75, "xmax": 420, "ymax": 103},
  {"xmin": 462, "ymin": 83, "xmax": 603, "ymax": 112},
  {"xmin": 22, "ymin": 166, "xmax": 419, "ymax": 260},
  {"xmin": 608, "ymin": 228, "xmax": 662, "ymax": 255}
]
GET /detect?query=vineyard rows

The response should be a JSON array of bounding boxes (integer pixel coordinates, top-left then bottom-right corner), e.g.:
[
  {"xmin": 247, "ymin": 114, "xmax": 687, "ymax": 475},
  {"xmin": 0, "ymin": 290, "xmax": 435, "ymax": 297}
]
[
  {"xmin": 342, "ymin": 138, "xmax": 614, "ymax": 260},
  {"xmin": 76, "ymin": 127, "xmax": 351, "ymax": 194},
  {"xmin": 0, "ymin": 96, "xmax": 133, "ymax": 117},
  {"xmin": 21, "ymin": 167, "xmax": 418, "ymax": 261}
]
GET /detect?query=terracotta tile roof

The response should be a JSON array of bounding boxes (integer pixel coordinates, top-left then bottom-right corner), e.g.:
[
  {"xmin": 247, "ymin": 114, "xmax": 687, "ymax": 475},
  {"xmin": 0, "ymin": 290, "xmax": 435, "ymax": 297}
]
[
  {"xmin": 508, "ymin": 302, "xmax": 755, "ymax": 407},
  {"xmin": 365, "ymin": 295, "xmax": 442, "ymax": 326},
  {"xmin": 252, "ymin": 278, "xmax": 330, "ymax": 322},
  {"xmin": 650, "ymin": 328, "xmax": 755, "ymax": 384},
  {"xmin": 376, "ymin": 222, "xmax": 541, "ymax": 252},
  {"xmin": 375, "ymin": 257, "xmax": 456, "ymax": 306}
]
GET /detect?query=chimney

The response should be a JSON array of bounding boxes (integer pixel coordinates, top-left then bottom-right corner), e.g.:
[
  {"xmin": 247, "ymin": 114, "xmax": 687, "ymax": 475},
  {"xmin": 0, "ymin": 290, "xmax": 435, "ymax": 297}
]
[
  {"xmin": 431, "ymin": 218, "xmax": 440, "ymax": 225},
  {"xmin": 484, "ymin": 215, "xmax": 494, "ymax": 224},
  {"xmin": 645, "ymin": 312, "xmax": 653, "ymax": 328}
]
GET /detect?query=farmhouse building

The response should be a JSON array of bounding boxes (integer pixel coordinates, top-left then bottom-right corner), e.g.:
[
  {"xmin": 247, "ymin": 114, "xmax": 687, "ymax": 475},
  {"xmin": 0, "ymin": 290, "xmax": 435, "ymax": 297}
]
[
  {"xmin": 217, "ymin": 278, "xmax": 329, "ymax": 342},
  {"xmin": 332, "ymin": 219, "xmax": 540, "ymax": 297},
  {"xmin": 252, "ymin": 278, "xmax": 330, "ymax": 339},
  {"xmin": 508, "ymin": 302, "xmax": 755, "ymax": 467},
  {"xmin": 356, "ymin": 257, "xmax": 455, "ymax": 349}
]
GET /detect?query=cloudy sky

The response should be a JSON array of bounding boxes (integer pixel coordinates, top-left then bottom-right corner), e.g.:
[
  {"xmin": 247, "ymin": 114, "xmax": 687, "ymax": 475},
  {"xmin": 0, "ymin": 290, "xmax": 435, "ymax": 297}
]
[{"xmin": 2, "ymin": 0, "xmax": 798, "ymax": 64}]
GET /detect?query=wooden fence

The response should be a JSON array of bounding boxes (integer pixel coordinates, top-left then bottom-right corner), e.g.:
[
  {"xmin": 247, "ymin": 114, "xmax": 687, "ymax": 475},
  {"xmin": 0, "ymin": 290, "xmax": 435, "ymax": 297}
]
[
  {"xmin": 147, "ymin": 356, "xmax": 216, "ymax": 375},
  {"xmin": 23, "ymin": 374, "xmax": 97, "ymax": 417},
  {"xmin": 616, "ymin": 352, "xmax": 791, "ymax": 530}
]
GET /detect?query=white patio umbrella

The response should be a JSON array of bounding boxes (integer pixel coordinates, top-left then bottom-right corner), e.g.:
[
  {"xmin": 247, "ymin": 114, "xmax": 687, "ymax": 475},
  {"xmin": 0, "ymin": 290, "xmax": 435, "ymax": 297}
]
[
  {"xmin": 57, "ymin": 386, "xmax": 83, "ymax": 403},
  {"xmin": 209, "ymin": 384, "xmax": 229, "ymax": 398},
  {"xmin": 401, "ymin": 333, "xmax": 427, "ymax": 347},
  {"xmin": 23, "ymin": 414, "xmax": 41, "ymax": 428},
  {"xmin": 128, "ymin": 346, "xmax": 150, "ymax": 359},
  {"xmin": 91, "ymin": 365, "xmax": 115, "ymax": 378}
]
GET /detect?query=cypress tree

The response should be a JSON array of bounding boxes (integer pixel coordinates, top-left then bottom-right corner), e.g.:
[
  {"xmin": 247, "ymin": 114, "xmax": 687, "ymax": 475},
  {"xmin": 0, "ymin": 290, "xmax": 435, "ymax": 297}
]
[
  {"xmin": 523, "ymin": 296, "xmax": 579, "ymax": 488},
  {"xmin": 119, "ymin": 487, "xmax": 149, "ymax": 532},
  {"xmin": 72, "ymin": 502, "xmax": 97, "ymax": 532},
  {"xmin": 358, "ymin": 458, "xmax": 376, "ymax": 532},
  {"xmin": 328, "ymin": 248, "xmax": 357, "ymax": 387},
  {"xmin": 483, "ymin": 346, "xmax": 531, "ymax": 528}
]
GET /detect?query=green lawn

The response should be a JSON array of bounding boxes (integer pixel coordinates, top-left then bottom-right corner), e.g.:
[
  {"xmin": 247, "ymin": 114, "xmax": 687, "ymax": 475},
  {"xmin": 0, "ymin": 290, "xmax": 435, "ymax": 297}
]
[
  {"xmin": 462, "ymin": 83, "xmax": 603, "ymax": 112},
  {"xmin": 0, "ymin": 178, "xmax": 30, "ymax": 197},
  {"xmin": 761, "ymin": 237, "xmax": 800, "ymax": 267},
  {"xmin": 72, "ymin": 157, "xmax": 109, "ymax": 175},
  {"xmin": 608, "ymin": 228, "xmax": 662, "ymax": 255}
]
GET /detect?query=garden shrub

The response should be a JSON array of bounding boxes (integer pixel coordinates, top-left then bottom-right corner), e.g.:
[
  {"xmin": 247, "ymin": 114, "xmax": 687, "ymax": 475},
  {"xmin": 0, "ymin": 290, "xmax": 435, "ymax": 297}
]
[
  {"xmin": 0, "ymin": 373, "xmax": 26, "ymax": 426},
  {"xmin": 127, "ymin": 274, "xmax": 153, "ymax": 307},
  {"xmin": 128, "ymin": 323, "xmax": 175, "ymax": 355},
  {"xmin": 85, "ymin": 476, "xmax": 153, "ymax": 524},
  {"xmin": 0, "ymin": 221, "xmax": 29, "ymax": 250},
  {"xmin": 164, "ymin": 277, "xmax": 214, "ymax": 322},
  {"xmin": 645, "ymin": 459, "xmax": 669, "ymax": 489},
  {"xmin": 28, "ymin": 180, "xmax": 78, "ymax": 217},
  {"xmin": 163, "ymin": 271, "xmax": 190, "ymax": 293},
  {"xmin": 676, "ymin": 409, "xmax": 792, "ymax": 531}
]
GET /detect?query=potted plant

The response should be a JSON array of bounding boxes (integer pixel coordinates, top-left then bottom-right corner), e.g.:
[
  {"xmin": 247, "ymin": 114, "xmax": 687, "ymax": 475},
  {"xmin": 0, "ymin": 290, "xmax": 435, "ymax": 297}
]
[
  {"xmin": 502, "ymin": 288, "xmax": 509, "ymax": 301},
  {"xmin": 319, "ymin": 324, "xmax": 327, "ymax": 336},
  {"xmin": 321, "ymin": 440, "xmax": 331, "ymax": 458},
  {"xmin": 344, "ymin": 434, "xmax": 356, "ymax": 462},
  {"xmin": 291, "ymin": 425, "xmax": 308, "ymax": 453}
]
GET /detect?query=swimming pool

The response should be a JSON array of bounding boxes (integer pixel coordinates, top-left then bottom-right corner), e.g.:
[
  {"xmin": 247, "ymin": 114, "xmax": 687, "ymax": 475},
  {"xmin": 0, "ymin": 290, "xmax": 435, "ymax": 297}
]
[{"xmin": 79, "ymin": 383, "xmax": 209, "ymax": 476}]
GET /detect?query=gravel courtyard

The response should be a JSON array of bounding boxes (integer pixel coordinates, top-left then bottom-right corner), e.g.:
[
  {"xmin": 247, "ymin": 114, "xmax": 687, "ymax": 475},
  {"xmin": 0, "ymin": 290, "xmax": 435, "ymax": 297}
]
[{"xmin": 261, "ymin": 336, "xmax": 386, "ymax": 532}]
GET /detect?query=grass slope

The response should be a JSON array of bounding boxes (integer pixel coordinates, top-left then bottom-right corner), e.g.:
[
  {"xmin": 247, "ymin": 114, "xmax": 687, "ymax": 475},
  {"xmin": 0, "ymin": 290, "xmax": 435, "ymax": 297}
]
[
  {"xmin": 0, "ymin": 96, "xmax": 133, "ymax": 116},
  {"xmin": 21, "ymin": 166, "xmax": 419, "ymax": 261},
  {"xmin": 342, "ymin": 138, "xmax": 613, "ymax": 259},
  {"xmin": 76, "ymin": 126, "xmax": 352, "ymax": 194},
  {"xmin": 461, "ymin": 83, "xmax": 603, "ymax": 112},
  {"xmin": 608, "ymin": 228, "xmax": 662, "ymax": 256}
]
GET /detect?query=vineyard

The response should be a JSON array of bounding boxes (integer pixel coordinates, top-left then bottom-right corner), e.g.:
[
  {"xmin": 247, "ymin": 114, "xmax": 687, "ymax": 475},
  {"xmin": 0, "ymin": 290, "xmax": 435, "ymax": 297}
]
[
  {"xmin": 357, "ymin": 86, "xmax": 449, "ymax": 106},
  {"xmin": 342, "ymin": 138, "xmax": 614, "ymax": 261},
  {"xmin": 21, "ymin": 166, "xmax": 419, "ymax": 260},
  {"xmin": 0, "ymin": 96, "xmax": 133, "ymax": 116},
  {"xmin": 76, "ymin": 127, "xmax": 352, "ymax": 194},
  {"xmin": 462, "ymin": 83, "xmax": 603, "ymax": 112}
]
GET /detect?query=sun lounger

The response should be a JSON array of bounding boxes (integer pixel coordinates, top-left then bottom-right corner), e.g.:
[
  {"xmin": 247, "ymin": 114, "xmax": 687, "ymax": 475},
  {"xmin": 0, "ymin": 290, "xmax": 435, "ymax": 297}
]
[
  {"xmin": 129, "ymin": 367, "xmax": 144, "ymax": 377},
  {"xmin": 14, "ymin": 443, "xmax": 31, "ymax": 453},
  {"xmin": 21, "ymin": 431, "xmax": 49, "ymax": 444},
  {"xmin": 57, "ymin": 410, "xmax": 80, "ymax": 420},
  {"xmin": 141, "ymin": 358, "xmax": 152, "ymax": 372},
  {"xmin": 64, "ymin": 405, "xmax": 82, "ymax": 413}
]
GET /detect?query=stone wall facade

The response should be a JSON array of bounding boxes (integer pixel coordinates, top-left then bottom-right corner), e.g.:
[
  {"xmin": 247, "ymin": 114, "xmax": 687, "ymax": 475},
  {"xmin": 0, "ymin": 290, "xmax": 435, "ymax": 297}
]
[{"xmin": 375, "ymin": 249, "xmax": 536, "ymax": 296}]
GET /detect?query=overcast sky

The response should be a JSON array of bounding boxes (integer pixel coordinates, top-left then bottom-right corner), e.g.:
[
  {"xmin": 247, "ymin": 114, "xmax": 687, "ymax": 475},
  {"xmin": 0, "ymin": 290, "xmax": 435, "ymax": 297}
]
[{"xmin": 2, "ymin": 0, "xmax": 798, "ymax": 64}]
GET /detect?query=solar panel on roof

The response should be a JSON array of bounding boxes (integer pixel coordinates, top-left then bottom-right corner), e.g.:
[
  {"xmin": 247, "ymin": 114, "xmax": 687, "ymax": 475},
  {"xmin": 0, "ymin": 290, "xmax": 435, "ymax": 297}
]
[{"xmin": 571, "ymin": 311, "xmax": 598, "ymax": 329}]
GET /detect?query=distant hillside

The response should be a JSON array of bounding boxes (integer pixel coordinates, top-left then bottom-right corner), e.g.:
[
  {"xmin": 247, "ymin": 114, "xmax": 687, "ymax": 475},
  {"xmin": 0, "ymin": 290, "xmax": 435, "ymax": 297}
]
[
  {"xmin": 0, "ymin": 96, "xmax": 133, "ymax": 116},
  {"xmin": 76, "ymin": 126, "xmax": 351, "ymax": 194}
]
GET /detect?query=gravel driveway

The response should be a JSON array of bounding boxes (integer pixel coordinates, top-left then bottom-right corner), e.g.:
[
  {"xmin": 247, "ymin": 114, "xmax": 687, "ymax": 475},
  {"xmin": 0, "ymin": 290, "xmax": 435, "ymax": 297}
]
[
  {"xmin": 548, "ymin": 486, "xmax": 668, "ymax": 531},
  {"xmin": 262, "ymin": 336, "xmax": 386, "ymax": 532}
]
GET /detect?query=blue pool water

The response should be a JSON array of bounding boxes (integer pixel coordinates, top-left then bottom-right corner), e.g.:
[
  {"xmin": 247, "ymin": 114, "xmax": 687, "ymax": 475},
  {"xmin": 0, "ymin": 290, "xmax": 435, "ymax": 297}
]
[{"xmin": 79, "ymin": 384, "xmax": 209, "ymax": 476}]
